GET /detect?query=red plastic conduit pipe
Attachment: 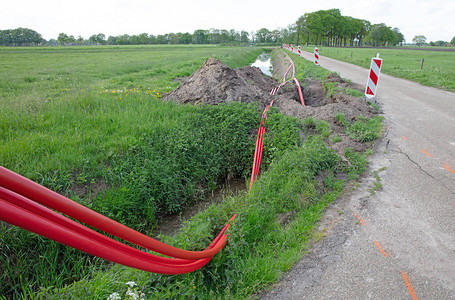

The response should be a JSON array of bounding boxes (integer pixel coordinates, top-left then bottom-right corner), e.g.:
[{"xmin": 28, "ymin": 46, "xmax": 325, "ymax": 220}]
[
  {"xmin": 0, "ymin": 166, "xmax": 235, "ymax": 270},
  {"xmin": 249, "ymin": 50, "xmax": 305, "ymax": 190}
]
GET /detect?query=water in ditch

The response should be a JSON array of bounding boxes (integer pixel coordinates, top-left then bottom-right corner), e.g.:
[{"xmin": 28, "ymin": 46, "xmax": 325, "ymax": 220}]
[{"xmin": 251, "ymin": 53, "xmax": 272, "ymax": 76}]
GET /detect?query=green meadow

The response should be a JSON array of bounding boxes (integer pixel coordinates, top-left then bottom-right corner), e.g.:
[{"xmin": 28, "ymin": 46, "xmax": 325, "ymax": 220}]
[
  {"xmin": 0, "ymin": 45, "xmax": 381, "ymax": 299},
  {"xmin": 301, "ymin": 46, "xmax": 455, "ymax": 91}
]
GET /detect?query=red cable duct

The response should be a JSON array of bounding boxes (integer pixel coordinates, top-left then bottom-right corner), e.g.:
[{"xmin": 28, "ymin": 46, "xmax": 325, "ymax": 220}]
[
  {"xmin": 0, "ymin": 166, "xmax": 236, "ymax": 274},
  {"xmin": 0, "ymin": 166, "xmax": 232, "ymax": 260},
  {"xmin": 249, "ymin": 50, "xmax": 305, "ymax": 190}
]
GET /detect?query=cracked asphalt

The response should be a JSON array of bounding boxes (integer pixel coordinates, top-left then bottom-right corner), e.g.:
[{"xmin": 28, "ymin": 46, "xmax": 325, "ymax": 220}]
[{"xmin": 260, "ymin": 51, "xmax": 455, "ymax": 299}]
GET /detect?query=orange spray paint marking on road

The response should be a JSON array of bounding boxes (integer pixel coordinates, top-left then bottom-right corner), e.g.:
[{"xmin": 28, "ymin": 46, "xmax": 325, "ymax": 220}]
[
  {"xmin": 401, "ymin": 136, "xmax": 408, "ymax": 141},
  {"xmin": 352, "ymin": 212, "xmax": 365, "ymax": 226},
  {"xmin": 421, "ymin": 149, "xmax": 433, "ymax": 158},
  {"xmin": 443, "ymin": 164, "xmax": 455, "ymax": 174},
  {"xmin": 402, "ymin": 271, "xmax": 419, "ymax": 300},
  {"xmin": 373, "ymin": 240, "xmax": 388, "ymax": 257}
]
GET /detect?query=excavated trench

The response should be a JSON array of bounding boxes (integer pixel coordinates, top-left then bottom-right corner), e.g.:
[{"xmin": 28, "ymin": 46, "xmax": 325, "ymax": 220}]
[
  {"xmin": 160, "ymin": 50, "xmax": 379, "ymax": 235},
  {"xmin": 165, "ymin": 50, "xmax": 378, "ymax": 154}
]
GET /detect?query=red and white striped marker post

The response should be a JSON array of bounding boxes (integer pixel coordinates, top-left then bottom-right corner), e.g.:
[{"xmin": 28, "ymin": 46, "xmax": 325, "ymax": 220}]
[
  {"xmin": 298, "ymin": 46, "xmax": 301, "ymax": 57},
  {"xmin": 291, "ymin": 44, "xmax": 294, "ymax": 53},
  {"xmin": 314, "ymin": 47, "xmax": 319, "ymax": 65},
  {"xmin": 365, "ymin": 53, "xmax": 383, "ymax": 98}
]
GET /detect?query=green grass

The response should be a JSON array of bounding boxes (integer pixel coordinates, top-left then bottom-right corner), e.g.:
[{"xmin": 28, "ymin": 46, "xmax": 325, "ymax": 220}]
[
  {"xmin": 335, "ymin": 112, "xmax": 384, "ymax": 143},
  {"xmin": 301, "ymin": 46, "xmax": 455, "ymax": 91},
  {"xmin": 41, "ymin": 136, "xmax": 356, "ymax": 300},
  {"xmin": 1, "ymin": 46, "xmax": 383, "ymax": 299},
  {"xmin": 0, "ymin": 45, "xmax": 267, "ymax": 298}
]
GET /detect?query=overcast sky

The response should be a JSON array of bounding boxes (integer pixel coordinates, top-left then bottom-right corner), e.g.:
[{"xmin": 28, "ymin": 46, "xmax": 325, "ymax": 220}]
[{"xmin": 1, "ymin": 0, "xmax": 454, "ymax": 43}]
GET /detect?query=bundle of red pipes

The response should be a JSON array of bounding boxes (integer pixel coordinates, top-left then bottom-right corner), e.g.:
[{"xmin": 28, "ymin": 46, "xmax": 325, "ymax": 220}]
[
  {"xmin": 249, "ymin": 51, "xmax": 304, "ymax": 190},
  {"xmin": 0, "ymin": 166, "xmax": 236, "ymax": 274}
]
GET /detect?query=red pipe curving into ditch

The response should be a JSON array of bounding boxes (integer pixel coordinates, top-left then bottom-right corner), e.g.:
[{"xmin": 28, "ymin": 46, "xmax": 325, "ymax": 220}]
[{"xmin": 249, "ymin": 50, "xmax": 305, "ymax": 190}]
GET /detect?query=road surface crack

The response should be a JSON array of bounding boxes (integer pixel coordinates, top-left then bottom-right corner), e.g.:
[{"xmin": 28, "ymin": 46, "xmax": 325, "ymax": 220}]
[
  {"xmin": 393, "ymin": 147, "xmax": 436, "ymax": 179},
  {"xmin": 393, "ymin": 147, "xmax": 455, "ymax": 196}
]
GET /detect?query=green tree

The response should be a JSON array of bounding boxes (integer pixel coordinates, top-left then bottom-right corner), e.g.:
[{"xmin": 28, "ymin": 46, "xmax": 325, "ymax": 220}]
[
  {"xmin": 89, "ymin": 33, "xmax": 106, "ymax": 45},
  {"xmin": 220, "ymin": 29, "xmax": 230, "ymax": 43},
  {"xmin": 392, "ymin": 28, "xmax": 405, "ymax": 46},
  {"xmin": 57, "ymin": 32, "xmax": 69, "ymax": 45},
  {"xmin": 367, "ymin": 23, "xmax": 396, "ymax": 46},
  {"xmin": 450, "ymin": 36, "xmax": 455, "ymax": 45},
  {"xmin": 192, "ymin": 30, "xmax": 206, "ymax": 44},
  {"xmin": 182, "ymin": 32, "xmax": 192, "ymax": 44},
  {"xmin": 0, "ymin": 29, "xmax": 13, "ymax": 46},
  {"xmin": 240, "ymin": 30, "xmax": 249, "ymax": 44},
  {"xmin": 305, "ymin": 11, "xmax": 323, "ymax": 46},
  {"xmin": 255, "ymin": 28, "xmax": 271, "ymax": 43},
  {"xmin": 412, "ymin": 35, "xmax": 427, "ymax": 46}
]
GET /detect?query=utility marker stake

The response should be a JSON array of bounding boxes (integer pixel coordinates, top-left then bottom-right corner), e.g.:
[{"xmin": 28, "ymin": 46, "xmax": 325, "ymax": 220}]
[
  {"xmin": 314, "ymin": 47, "xmax": 319, "ymax": 65},
  {"xmin": 365, "ymin": 53, "xmax": 383, "ymax": 99}
]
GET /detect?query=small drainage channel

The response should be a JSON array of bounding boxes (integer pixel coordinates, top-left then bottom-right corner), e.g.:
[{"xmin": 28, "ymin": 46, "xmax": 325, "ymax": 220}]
[{"xmin": 251, "ymin": 53, "xmax": 272, "ymax": 76}]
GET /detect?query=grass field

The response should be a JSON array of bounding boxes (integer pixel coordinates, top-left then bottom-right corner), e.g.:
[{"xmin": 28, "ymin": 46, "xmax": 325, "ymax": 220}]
[
  {"xmin": 0, "ymin": 45, "xmax": 382, "ymax": 299},
  {"xmin": 301, "ymin": 46, "xmax": 455, "ymax": 92},
  {"xmin": 0, "ymin": 45, "xmax": 267, "ymax": 298}
]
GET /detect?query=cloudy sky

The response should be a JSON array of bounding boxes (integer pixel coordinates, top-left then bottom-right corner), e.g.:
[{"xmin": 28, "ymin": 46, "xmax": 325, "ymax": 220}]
[{"xmin": 1, "ymin": 0, "xmax": 454, "ymax": 43}]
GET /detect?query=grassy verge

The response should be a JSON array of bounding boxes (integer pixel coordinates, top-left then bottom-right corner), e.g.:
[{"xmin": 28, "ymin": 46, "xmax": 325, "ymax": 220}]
[
  {"xmin": 40, "ymin": 53, "xmax": 381, "ymax": 299},
  {"xmin": 300, "ymin": 46, "xmax": 455, "ymax": 91},
  {"xmin": 0, "ymin": 45, "xmax": 267, "ymax": 298},
  {"xmin": 40, "ymin": 110, "xmax": 380, "ymax": 299},
  {"xmin": 1, "ymin": 45, "xmax": 383, "ymax": 299}
]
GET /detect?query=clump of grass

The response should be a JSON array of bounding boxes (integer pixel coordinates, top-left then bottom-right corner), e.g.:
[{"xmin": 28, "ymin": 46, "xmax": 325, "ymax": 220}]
[
  {"xmin": 345, "ymin": 116, "xmax": 384, "ymax": 142},
  {"xmin": 335, "ymin": 112, "xmax": 384, "ymax": 142},
  {"xmin": 262, "ymin": 107, "xmax": 303, "ymax": 167},
  {"xmin": 303, "ymin": 117, "xmax": 332, "ymax": 138},
  {"xmin": 367, "ymin": 100, "xmax": 380, "ymax": 111},
  {"xmin": 331, "ymin": 135, "xmax": 342, "ymax": 143},
  {"xmin": 315, "ymin": 120, "xmax": 332, "ymax": 138},
  {"xmin": 323, "ymin": 81, "xmax": 340, "ymax": 98},
  {"xmin": 345, "ymin": 88, "xmax": 364, "ymax": 98}
]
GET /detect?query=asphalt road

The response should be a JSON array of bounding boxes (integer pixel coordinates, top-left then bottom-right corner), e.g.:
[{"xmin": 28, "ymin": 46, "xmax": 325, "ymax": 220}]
[{"xmin": 260, "ymin": 51, "xmax": 455, "ymax": 299}]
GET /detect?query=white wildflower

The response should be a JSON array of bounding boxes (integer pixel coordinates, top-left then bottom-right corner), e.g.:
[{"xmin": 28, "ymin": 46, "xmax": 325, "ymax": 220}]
[
  {"xmin": 125, "ymin": 281, "xmax": 137, "ymax": 288},
  {"xmin": 126, "ymin": 289, "xmax": 140, "ymax": 300},
  {"xmin": 107, "ymin": 292, "xmax": 121, "ymax": 300}
]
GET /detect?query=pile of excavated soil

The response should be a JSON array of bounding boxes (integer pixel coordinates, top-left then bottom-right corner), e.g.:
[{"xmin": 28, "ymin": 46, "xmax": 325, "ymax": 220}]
[
  {"xmin": 164, "ymin": 58, "xmax": 276, "ymax": 110},
  {"xmin": 271, "ymin": 50, "xmax": 378, "ymax": 153},
  {"xmin": 165, "ymin": 53, "xmax": 379, "ymax": 155}
]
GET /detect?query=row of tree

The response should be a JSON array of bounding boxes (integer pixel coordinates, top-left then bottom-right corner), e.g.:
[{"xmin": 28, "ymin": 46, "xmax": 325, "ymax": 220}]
[
  {"xmin": 53, "ymin": 29, "xmax": 251, "ymax": 46},
  {"xmin": 292, "ymin": 9, "xmax": 404, "ymax": 47},
  {"xmin": 1, "ymin": 9, "xmax": 454, "ymax": 47}
]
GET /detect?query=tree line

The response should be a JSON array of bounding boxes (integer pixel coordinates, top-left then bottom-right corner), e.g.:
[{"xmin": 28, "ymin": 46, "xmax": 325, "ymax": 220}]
[
  {"xmin": 51, "ymin": 29, "xmax": 251, "ymax": 46},
  {"xmin": 1, "ymin": 9, "xmax": 454, "ymax": 47}
]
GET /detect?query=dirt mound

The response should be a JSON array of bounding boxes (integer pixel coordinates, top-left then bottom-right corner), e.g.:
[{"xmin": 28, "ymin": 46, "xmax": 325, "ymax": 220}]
[
  {"xmin": 164, "ymin": 58, "xmax": 275, "ymax": 110},
  {"xmin": 166, "ymin": 53, "xmax": 379, "ymax": 156}
]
